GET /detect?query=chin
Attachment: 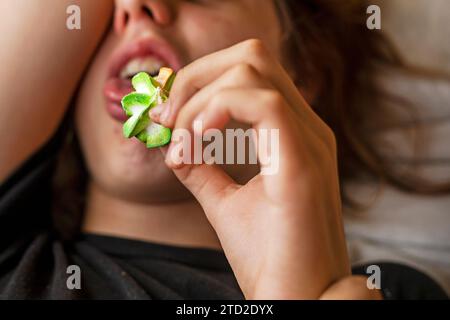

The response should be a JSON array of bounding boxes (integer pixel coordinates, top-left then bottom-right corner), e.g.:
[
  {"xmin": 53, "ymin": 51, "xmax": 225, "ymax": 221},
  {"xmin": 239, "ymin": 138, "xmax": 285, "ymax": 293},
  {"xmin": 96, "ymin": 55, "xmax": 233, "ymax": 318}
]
[
  {"xmin": 91, "ymin": 141, "xmax": 192, "ymax": 204},
  {"xmin": 106, "ymin": 178, "xmax": 192, "ymax": 204}
]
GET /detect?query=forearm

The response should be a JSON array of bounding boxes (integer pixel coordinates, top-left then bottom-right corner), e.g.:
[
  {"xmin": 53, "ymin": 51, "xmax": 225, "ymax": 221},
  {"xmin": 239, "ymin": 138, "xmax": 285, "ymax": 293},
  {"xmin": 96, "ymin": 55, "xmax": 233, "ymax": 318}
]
[{"xmin": 0, "ymin": 0, "xmax": 113, "ymax": 181}]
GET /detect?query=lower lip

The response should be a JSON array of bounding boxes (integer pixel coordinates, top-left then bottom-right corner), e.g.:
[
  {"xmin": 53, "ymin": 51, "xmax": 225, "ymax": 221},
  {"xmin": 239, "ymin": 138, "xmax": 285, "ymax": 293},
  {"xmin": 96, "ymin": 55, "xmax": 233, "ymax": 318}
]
[
  {"xmin": 105, "ymin": 101, "xmax": 128, "ymax": 122},
  {"xmin": 103, "ymin": 78, "xmax": 133, "ymax": 122}
]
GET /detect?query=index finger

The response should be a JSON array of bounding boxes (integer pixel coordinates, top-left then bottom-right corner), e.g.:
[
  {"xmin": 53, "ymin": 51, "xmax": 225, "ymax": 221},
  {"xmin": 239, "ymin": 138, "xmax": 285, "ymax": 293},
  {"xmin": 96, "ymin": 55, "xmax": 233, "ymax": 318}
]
[{"xmin": 164, "ymin": 39, "xmax": 309, "ymax": 128}]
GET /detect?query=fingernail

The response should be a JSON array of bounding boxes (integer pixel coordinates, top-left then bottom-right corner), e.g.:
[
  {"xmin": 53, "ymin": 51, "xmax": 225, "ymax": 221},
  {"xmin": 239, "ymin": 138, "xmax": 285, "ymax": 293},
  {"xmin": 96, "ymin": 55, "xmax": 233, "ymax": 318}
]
[
  {"xmin": 160, "ymin": 104, "xmax": 171, "ymax": 123},
  {"xmin": 150, "ymin": 104, "xmax": 164, "ymax": 120}
]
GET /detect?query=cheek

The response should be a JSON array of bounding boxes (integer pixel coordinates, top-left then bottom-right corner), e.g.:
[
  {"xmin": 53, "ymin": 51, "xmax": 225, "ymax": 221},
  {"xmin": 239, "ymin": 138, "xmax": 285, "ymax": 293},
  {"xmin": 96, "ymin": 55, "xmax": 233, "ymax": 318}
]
[
  {"xmin": 74, "ymin": 29, "xmax": 139, "ymax": 171},
  {"xmin": 74, "ymin": 64, "xmax": 112, "ymax": 183},
  {"xmin": 75, "ymin": 32, "xmax": 116, "ymax": 143},
  {"xmin": 179, "ymin": 12, "xmax": 258, "ymax": 61},
  {"xmin": 75, "ymin": 53, "xmax": 111, "ymax": 161},
  {"xmin": 178, "ymin": 13, "xmax": 241, "ymax": 58},
  {"xmin": 74, "ymin": 32, "xmax": 126, "ymax": 187},
  {"xmin": 178, "ymin": 7, "xmax": 281, "ymax": 60}
]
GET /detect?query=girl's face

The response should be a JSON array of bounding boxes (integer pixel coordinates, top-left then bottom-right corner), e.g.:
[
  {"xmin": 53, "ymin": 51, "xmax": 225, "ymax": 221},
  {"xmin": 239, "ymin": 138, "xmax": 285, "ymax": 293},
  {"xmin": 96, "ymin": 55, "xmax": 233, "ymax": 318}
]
[{"xmin": 75, "ymin": 0, "xmax": 283, "ymax": 203}]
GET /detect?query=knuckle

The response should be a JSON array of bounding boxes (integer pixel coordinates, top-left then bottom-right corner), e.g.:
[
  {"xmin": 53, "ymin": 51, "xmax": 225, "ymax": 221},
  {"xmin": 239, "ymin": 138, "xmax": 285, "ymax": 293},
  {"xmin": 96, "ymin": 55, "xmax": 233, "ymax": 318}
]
[
  {"xmin": 322, "ymin": 125, "xmax": 337, "ymax": 151},
  {"xmin": 209, "ymin": 92, "xmax": 226, "ymax": 109},
  {"xmin": 262, "ymin": 90, "xmax": 285, "ymax": 112},
  {"xmin": 230, "ymin": 63, "xmax": 258, "ymax": 84},
  {"xmin": 176, "ymin": 66, "xmax": 187, "ymax": 78},
  {"xmin": 169, "ymin": 68, "xmax": 187, "ymax": 100},
  {"xmin": 176, "ymin": 103, "xmax": 193, "ymax": 124},
  {"xmin": 173, "ymin": 66, "xmax": 187, "ymax": 88},
  {"xmin": 242, "ymin": 38, "xmax": 268, "ymax": 59},
  {"xmin": 233, "ymin": 63, "xmax": 257, "ymax": 78}
]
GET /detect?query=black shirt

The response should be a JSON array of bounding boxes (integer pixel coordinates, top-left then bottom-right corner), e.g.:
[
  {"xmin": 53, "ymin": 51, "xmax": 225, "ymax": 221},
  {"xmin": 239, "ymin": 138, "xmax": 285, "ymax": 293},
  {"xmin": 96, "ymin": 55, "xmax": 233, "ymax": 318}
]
[{"xmin": 0, "ymin": 130, "xmax": 447, "ymax": 300}]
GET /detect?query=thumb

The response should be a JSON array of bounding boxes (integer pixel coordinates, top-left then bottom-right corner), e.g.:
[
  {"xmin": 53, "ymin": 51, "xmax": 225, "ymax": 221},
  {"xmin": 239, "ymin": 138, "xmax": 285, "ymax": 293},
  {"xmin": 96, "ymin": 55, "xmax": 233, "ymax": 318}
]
[{"xmin": 172, "ymin": 164, "xmax": 238, "ymax": 219}]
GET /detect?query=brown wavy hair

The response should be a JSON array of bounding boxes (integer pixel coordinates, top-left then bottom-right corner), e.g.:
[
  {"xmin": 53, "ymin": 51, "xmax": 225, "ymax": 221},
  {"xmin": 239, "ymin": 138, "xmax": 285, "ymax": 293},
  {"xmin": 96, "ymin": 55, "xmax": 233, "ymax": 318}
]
[{"xmin": 53, "ymin": 0, "xmax": 450, "ymax": 237}]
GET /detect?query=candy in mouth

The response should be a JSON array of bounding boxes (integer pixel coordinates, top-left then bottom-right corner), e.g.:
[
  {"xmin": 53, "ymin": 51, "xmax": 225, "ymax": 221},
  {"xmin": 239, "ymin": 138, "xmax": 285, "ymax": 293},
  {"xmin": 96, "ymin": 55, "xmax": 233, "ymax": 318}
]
[
  {"xmin": 121, "ymin": 68, "xmax": 175, "ymax": 148},
  {"xmin": 119, "ymin": 56, "xmax": 166, "ymax": 79}
]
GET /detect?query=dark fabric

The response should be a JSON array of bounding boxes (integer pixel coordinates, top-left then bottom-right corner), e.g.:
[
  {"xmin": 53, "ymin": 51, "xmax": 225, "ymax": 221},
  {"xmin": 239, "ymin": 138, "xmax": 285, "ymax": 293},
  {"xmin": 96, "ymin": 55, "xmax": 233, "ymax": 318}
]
[
  {"xmin": 0, "ymin": 232, "xmax": 242, "ymax": 299},
  {"xmin": 0, "ymin": 130, "xmax": 447, "ymax": 300},
  {"xmin": 352, "ymin": 263, "xmax": 448, "ymax": 300}
]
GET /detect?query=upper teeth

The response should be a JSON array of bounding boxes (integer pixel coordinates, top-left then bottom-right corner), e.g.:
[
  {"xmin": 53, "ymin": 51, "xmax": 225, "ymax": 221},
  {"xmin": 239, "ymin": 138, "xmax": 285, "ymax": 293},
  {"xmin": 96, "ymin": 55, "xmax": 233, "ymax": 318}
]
[{"xmin": 120, "ymin": 56, "xmax": 165, "ymax": 79}]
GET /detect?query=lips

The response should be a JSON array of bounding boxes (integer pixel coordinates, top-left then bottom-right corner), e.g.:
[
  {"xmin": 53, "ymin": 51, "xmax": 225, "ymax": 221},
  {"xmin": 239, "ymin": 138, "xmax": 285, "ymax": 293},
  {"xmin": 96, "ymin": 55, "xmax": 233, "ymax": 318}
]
[
  {"xmin": 103, "ymin": 78, "xmax": 133, "ymax": 122},
  {"xmin": 104, "ymin": 37, "xmax": 182, "ymax": 122}
]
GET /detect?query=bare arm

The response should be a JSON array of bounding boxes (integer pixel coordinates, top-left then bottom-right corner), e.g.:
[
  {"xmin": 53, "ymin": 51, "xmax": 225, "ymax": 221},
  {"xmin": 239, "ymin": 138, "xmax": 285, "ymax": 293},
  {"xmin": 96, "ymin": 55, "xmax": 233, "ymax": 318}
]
[{"xmin": 0, "ymin": 0, "xmax": 113, "ymax": 181}]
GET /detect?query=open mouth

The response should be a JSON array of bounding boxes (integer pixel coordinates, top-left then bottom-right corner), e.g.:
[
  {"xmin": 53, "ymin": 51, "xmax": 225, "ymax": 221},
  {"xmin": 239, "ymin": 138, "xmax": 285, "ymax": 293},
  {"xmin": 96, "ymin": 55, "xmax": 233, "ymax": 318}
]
[
  {"xmin": 104, "ymin": 38, "xmax": 182, "ymax": 122},
  {"xmin": 119, "ymin": 56, "xmax": 166, "ymax": 79}
]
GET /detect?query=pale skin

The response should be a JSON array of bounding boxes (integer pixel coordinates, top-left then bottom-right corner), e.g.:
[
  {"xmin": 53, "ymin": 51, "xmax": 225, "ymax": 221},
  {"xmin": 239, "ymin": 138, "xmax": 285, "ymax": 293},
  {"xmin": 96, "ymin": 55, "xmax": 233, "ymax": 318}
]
[
  {"xmin": 149, "ymin": 39, "xmax": 351, "ymax": 299},
  {"xmin": 1, "ymin": 0, "xmax": 381, "ymax": 300},
  {"xmin": 0, "ymin": 0, "xmax": 113, "ymax": 181}
]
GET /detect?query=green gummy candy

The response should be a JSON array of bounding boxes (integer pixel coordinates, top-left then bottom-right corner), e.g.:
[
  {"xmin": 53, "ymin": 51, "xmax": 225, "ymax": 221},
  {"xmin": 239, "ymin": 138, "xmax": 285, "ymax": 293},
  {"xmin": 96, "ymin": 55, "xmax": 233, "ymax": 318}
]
[
  {"xmin": 121, "ymin": 92, "xmax": 153, "ymax": 138},
  {"xmin": 121, "ymin": 93, "xmax": 152, "ymax": 117},
  {"xmin": 121, "ymin": 72, "xmax": 173, "ymax": 148},
  {"xmin": 131, "ymin": 72, "xmax": 158, "ymax": 96},
  {"xmin": 162, "ymin": 72, "xmax": 176, "ymax": 96},
  {"xmin": 123, "ymin": 110, "xmax": 145, "ymax": 138},
  {"xmin": 137, "ymin": 123, "xmax": 172, "ymax": 148},
  {"xmin": 130, "ymin": 113, "xmax": 150, "ymax": 138},
  {"xmin": 146, "ymin": 124, "xmax": 172, "ymax": 148}
]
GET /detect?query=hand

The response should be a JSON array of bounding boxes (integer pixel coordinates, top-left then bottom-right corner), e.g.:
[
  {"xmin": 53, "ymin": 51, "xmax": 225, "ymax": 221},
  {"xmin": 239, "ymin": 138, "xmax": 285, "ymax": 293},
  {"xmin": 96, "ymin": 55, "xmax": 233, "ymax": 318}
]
[{"xmin": 151, "ymin": 39, "xmax": 351, "ymax": 299}]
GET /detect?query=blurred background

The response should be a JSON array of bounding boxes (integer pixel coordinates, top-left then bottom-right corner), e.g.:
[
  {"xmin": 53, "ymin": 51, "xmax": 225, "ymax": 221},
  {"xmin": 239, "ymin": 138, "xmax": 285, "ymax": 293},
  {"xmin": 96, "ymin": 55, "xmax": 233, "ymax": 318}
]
[
  {"xmin": 345, "ymin": 0, "xmax": 450, "ymax": 296},
  {"xmin": 382, "ymin": 0, "xmax": 450, "ymax": 71}
]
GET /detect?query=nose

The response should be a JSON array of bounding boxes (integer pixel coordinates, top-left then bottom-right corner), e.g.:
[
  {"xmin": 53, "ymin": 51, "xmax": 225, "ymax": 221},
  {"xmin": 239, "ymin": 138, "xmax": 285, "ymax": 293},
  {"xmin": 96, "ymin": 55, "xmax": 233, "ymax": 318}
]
[{"xmin": 114, "ymin": 0, "xmax": 173, "ymax": 34}]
